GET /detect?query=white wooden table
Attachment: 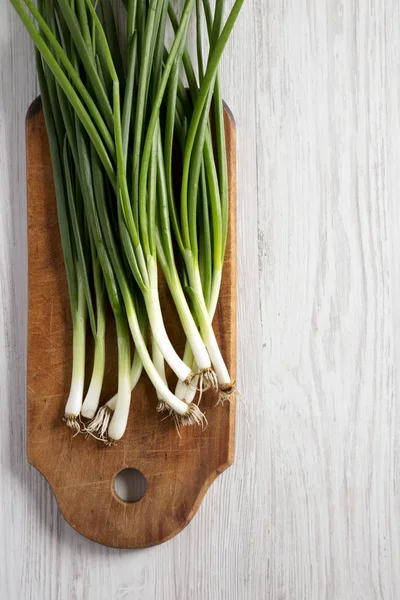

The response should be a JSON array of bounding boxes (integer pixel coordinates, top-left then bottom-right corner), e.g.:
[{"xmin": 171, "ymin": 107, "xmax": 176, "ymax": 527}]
[{"xmin": 1, "ymin": 1, "xmax": 400, "ymax": 598}]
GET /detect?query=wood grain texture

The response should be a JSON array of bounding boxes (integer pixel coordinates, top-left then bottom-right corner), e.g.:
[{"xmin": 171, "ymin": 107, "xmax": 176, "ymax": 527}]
[
  {"xmin": 26, "ymin": 99, "xmax": 236, "ymax": 549},
  {"xmin": 2, "ymin": 0, "xmax": 400, "ymax": 597}
]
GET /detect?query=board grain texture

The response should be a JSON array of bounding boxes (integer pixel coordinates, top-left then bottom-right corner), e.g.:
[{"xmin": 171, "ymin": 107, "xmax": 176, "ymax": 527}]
[
  {"xmin": 26, "ymin": 98, "xmax": 236, "ymax": 550},
  {"xmin": 1, "ymin": 0, "xmax": 400, "ymax": 598}
]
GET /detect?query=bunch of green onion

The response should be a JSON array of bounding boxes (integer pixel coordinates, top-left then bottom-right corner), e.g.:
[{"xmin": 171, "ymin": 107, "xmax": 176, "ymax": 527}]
[{"xmin": 12, "ymin": 0, "xmax": 244, "ymax": 443}]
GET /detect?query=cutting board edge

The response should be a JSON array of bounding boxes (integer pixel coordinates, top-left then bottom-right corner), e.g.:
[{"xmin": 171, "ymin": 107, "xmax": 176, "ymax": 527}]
[
  {"xmin": 26, "ymin": 95, "xmax": 237, "ymax": 548},
  {"xmin": 27, "ymin": 447, "xmax": 235, "ymax": 549}
]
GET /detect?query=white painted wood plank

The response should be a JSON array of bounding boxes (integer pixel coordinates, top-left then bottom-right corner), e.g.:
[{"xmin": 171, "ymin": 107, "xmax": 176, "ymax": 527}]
[{"xmin": 1, "ymin": 1, "xmax": 400, "ymax": 599}]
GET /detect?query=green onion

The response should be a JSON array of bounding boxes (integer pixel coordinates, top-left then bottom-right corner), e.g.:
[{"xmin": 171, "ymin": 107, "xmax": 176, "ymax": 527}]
[
  {"xmin": 81, "ymin": 244, "xmax": 106, "ymax": 419},
  {"xmin": 13, "ymin": 0, "xmax": 245, "ymax": 441}
]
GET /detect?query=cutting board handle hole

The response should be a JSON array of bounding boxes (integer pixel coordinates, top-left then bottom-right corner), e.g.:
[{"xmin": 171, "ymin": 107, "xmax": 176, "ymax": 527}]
[{"xmin": 114, "ymin": 468, "xmax": 147, "ymax": 503}]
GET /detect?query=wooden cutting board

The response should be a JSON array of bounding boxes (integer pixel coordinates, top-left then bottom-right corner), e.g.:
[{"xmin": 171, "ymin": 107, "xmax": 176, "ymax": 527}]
[{"xmin": 26, "ymin": 97, "xmax": 236, "ymax": 549}]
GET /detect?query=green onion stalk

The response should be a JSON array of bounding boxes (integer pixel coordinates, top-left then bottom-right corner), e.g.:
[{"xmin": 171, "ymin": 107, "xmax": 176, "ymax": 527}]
[
  {"xmin": 135, "ymin": 0, "xmax": 230, "ymax": 397},
  {"xmin": 85, "ymin": 319, "xmax": 146, "ymax": 440},
  {"xmin": 81, "ymin": 246, "xmax": 106, "ymax": 419},
  {"xmin": 88, "ymin": 0, "xmax": 215, "ymax": 393},
  {"xmin": 35, "ymin": 47, "xmax": 91, "ymax": 432},
  {"xmin": 178, "ymin": 0, "xmax": 244, "ymax": 405},
  {"xmin": 166, "ymin": 0, "xmax": 242, "ymax": 403}
]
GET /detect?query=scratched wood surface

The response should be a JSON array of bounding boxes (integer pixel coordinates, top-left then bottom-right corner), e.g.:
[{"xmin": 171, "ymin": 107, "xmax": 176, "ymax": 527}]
[
  {"xmin": 1, "ymin": 0, "xmax": 400, "ymax": 598},
  {"xmin": 26, "ymin": 98, "xmax": 236, "ymax": 550}
]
